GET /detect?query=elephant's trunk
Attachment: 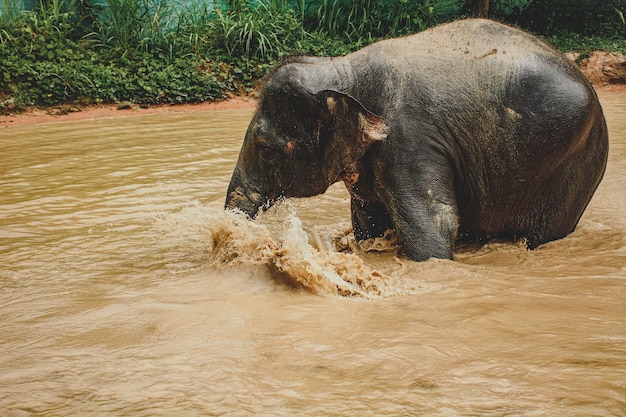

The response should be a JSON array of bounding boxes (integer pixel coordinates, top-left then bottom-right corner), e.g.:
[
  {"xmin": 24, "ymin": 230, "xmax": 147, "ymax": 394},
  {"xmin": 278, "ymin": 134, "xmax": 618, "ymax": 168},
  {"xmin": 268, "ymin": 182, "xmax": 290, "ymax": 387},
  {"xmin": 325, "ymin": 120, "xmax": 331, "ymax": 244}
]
[{"xmin": 224, "ymin": 167, "xmax": 267, "ymax": 218}]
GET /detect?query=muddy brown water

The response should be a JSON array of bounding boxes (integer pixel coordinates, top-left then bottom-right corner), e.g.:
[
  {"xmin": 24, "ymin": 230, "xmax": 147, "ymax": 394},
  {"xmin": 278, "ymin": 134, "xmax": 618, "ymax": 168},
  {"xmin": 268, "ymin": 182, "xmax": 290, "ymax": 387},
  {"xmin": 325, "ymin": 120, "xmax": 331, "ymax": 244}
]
[{"xmin": 1, "ymin": 91, "xmax": 624, "ymax": 416}]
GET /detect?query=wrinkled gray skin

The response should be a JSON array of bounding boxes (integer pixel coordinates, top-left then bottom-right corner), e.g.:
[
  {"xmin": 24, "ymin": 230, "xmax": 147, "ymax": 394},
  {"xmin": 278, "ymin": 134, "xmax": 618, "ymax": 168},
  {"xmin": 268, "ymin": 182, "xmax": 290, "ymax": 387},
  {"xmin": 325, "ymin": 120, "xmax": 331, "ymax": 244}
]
[{"xmin": 225, "ymin": 19, "xmax": 609, "ymax": 262}]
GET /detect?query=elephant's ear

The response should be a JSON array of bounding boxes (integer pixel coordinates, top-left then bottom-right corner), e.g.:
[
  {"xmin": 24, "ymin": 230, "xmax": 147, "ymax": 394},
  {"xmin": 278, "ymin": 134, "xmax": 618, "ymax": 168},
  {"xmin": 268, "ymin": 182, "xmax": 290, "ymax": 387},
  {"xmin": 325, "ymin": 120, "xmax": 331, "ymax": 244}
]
[{"xmin": 317, "ymin": 90, "xmax": 389, "ymax": 184}]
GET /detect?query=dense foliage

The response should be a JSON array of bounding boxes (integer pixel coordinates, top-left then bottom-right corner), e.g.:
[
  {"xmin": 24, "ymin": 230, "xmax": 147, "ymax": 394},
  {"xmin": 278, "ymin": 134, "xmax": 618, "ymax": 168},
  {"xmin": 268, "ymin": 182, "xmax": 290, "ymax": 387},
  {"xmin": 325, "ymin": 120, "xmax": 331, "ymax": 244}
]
[{"xmin": 1, "ymin": 0, "xmax": 625, "ymax": 112}]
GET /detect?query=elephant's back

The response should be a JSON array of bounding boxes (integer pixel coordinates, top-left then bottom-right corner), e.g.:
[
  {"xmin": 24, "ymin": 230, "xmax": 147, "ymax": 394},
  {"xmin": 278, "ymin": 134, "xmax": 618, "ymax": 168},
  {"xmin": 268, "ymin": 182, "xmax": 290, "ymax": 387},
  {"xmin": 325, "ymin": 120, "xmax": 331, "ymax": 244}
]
[
  {"xmin": 374, "ymin": 19, "xmax": 558, "ymax": 63},
  {"xmin": 361, "ymin": 18, "xmax": 598, "ymax": 127},
  {"xmin": 346, "ymin": 18, "xmax": 606, "ymax": 170},
  {"xmin": 367, "ymin": 19, "xmax": 585, "ymax": 91}
]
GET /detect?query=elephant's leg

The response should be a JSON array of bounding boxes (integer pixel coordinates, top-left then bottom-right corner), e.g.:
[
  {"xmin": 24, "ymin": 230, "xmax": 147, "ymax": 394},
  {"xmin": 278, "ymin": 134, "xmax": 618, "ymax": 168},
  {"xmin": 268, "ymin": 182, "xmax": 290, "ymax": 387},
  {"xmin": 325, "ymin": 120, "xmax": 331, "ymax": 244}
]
[
  {"xmin": 380, "ymin": 161, "xmax": 459, "ymax": 262},
  {"xmin": 350, "ymin": 198, "xmax": 394, "ymax": 241},
  {"xmin": 390, "ymin": 194, "xmax": 458, "ymax": 261}
]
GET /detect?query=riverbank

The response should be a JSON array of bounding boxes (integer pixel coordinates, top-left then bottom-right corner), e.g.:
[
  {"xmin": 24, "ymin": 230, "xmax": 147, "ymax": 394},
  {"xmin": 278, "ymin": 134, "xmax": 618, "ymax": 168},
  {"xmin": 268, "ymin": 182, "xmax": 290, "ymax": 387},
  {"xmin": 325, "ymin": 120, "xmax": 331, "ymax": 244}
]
[
  {"xmin": 0, "ymin": 97, "xmax": 258, "ymax": 128},
  {"xmin": 1, "ymin": 58, "xmax": 625, "ymax": 129},
  {"xmin": 566, "ymin": 51, "xmax": 626, "ymax": 86}
]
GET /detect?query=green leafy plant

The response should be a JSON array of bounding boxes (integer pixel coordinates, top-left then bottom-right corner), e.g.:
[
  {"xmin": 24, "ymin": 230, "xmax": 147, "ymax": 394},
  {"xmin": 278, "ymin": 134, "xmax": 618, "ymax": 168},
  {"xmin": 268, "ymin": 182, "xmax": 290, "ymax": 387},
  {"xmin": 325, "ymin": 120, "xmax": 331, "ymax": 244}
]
[
  {"xmin": 1, "ymin": 0, "xmax": 625, "ymax": 113},
  {"xmin": 1, "ymin": 0, "xmax": 19, "ymax": 22},
  {"xmin": 172, "ymin": 0, "xmax": 213, "ymax": 54},
  {"xmin": 207, "ymin": 0, "xmax": 306, "ymax": 59},
  {"xmin": 313, "ymin": 0, "xmax": 459, "ymax": 41},
  {"xmin": 92, "ymin": 0, "xmax": 164, "ymax": 55},
  {"xmin": 315, "ymin": 0, "xmax": 343, "ymax": 38},
  {"xmin": 387, "ymin": 0, "xmax": 441, "ymax": 35}
]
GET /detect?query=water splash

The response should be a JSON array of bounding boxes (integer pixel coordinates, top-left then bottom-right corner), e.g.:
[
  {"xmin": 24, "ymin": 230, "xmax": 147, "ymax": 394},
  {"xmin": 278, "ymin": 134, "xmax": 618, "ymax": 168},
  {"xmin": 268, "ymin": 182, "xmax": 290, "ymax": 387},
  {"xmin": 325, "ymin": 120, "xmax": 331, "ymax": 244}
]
[{"xmin": 153, "ymin": 200, "xmax": 413, "ymax": 298}]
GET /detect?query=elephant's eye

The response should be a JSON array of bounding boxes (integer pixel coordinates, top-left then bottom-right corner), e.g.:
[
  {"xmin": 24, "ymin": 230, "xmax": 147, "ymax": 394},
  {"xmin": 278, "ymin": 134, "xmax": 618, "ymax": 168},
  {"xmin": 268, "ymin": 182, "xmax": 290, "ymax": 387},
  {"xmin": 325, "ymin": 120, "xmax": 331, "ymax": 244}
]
[{"xmin": 256, "ymin": 142, "xmax": 280, "ymax": 162}]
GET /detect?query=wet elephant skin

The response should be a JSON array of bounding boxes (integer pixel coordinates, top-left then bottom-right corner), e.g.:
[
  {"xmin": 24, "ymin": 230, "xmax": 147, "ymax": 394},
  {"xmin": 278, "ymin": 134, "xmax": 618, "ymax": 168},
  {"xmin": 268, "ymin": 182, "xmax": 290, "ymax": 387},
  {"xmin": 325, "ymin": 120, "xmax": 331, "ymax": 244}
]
[{"xmin": 225, "ymin": 18, "xmax": 609, "ymax": 262}]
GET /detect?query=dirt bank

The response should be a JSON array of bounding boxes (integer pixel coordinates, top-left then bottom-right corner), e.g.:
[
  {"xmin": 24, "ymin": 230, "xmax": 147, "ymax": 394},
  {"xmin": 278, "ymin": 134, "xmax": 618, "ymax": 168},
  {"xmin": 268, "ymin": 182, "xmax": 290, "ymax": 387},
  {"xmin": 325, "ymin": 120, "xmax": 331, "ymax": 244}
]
[
  {"xmin": 0, "ymin": 97, "xmax": 258, "ymax": 128},
  {"xmin": 566, "ymin": 51, "xmax": 626, "ymax": 86}
]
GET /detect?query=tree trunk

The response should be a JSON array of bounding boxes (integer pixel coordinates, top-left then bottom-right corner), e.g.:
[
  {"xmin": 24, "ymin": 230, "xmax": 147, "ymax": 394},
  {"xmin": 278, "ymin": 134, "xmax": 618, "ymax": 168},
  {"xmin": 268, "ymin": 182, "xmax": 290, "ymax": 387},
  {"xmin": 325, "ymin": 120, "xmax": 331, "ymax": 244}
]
[{"xmin": 467, "ymin": 0, "xmax": 490, "ymax": 18}]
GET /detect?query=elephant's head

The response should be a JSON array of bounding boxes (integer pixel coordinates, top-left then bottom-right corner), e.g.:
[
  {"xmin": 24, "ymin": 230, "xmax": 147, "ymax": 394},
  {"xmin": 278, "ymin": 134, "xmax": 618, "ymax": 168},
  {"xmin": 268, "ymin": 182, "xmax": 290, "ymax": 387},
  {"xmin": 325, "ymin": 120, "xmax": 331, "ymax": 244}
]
[{"xmin": 224, "ymin": 66, "xmax": 388, "ymax": 217}]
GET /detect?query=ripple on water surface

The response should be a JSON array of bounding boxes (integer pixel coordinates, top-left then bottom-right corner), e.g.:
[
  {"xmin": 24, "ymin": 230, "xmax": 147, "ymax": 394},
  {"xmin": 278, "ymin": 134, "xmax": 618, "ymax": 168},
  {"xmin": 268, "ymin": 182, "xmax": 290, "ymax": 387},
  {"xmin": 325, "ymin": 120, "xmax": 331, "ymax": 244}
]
[{"xmin": 0, "ymin": 97, "xmax": 625, "ymax": 416}]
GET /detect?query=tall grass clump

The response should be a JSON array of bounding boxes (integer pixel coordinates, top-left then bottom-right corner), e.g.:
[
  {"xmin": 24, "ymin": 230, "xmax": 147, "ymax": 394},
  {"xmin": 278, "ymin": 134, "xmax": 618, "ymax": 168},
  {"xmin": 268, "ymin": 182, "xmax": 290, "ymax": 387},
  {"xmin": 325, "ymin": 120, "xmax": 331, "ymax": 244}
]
[
  {"xmin": 172, "ymin": 0, "xmax": 214, "ymax": 54},
  {"xmin": 312, "ymin": 0, "xmax": 460, "ymax": 42},
  {"xmin": 92, "ymin": 0, "xmax": 175, "ymax": 56},
  {"xmin": 207, "ymin": 0, "xmax": 306, "ymax": 59}
]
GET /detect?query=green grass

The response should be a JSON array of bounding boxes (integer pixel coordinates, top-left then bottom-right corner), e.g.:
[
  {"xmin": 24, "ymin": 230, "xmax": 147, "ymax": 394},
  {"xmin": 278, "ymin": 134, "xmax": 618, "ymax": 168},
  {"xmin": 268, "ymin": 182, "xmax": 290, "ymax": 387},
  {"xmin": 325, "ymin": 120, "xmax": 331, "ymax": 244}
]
[
  {"xmin": 0, "ymin": 0, "xmax": 624, "ymax": 113},
  {"xmin": 548, "ymin": 33, "xmax": 626, "ymax": 55}
]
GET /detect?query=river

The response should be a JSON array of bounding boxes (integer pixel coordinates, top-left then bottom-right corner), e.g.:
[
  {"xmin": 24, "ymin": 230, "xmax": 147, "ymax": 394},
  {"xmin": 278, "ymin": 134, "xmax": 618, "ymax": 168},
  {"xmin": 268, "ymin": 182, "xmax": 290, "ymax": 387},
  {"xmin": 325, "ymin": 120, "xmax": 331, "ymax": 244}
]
[{"xmin": 1, "ymin": 91, "xmax": 624, "ymax": 416}]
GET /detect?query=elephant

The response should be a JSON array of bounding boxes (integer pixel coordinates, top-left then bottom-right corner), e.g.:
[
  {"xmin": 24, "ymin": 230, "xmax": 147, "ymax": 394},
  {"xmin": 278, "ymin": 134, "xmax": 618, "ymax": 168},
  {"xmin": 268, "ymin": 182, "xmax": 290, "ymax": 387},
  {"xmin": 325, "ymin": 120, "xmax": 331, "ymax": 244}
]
[{"xmin": 225, "ymin": 18, "xmax": 609, "ymax": 262}]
